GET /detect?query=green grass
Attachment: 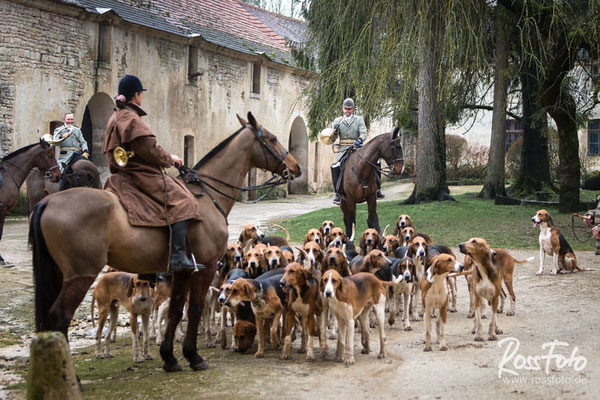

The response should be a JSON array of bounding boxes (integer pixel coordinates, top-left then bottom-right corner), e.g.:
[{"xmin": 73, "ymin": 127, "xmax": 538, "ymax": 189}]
[{"xmin": 281, "ymin": 192, "xmax": 599, "ymax": 251}]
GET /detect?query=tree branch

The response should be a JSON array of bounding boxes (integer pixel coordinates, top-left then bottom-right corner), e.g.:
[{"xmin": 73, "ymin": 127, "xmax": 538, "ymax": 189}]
[{"xmin": 460, "ymin": 104, "xmax": 521, "ymax": 121}]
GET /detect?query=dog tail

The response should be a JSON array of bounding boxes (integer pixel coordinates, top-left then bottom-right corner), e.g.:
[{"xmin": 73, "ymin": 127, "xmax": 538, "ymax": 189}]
[
  {"xmin": 273, "ymin": 224, "xmax": 290, "ymax": 242},
  {"xmin": 513, "ymin": 256, "xmax": 535, "ymax": 264},
  {"xmin": 30, "ymin": 200, "xmax": 63, "ymax": 332},
  {"xmin": 91, "ymin": 292, "xmax": 96, "ymax": 328}
]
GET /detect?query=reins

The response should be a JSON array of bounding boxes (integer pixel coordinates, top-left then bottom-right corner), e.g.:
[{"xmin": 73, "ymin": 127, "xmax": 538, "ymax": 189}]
[
  {"xmin": 177, "ymin": 124, "xmax": 292, "ymax": 223},
  {"xmin": 571, "ymin": 214, "xmax": 592, "ymax": 243}
]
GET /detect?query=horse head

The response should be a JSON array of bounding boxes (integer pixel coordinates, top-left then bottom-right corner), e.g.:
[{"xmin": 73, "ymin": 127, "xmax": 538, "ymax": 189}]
[
  {"xmin": 38, "ymin": 138, "xmax": 61, "ymax": 182},
  {"xmin": 236, "ymin": 112, "xmax": 301, "ymax": 181},
  {"xmin": 382, "ymin": 127, "xmax": 404, "ymax": 176}
]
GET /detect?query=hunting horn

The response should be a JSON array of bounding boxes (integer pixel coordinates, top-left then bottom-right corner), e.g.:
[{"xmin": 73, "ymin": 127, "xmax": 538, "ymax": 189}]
[{"xmin": 113, "ymin": 146, "xmax": 135, "ymax": 167}]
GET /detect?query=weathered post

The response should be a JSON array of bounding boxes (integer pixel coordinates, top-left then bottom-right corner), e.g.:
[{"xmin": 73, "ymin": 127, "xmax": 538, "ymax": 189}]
[{"xmin": 27, "ymin": 332, "xmax": 81, "ymax": 400}]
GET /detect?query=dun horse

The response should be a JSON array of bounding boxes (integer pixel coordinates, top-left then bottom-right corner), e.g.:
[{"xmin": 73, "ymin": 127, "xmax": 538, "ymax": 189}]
[
  {"xmin": 339, "ymin": 127, "xmax": 404, "ymax": 238},
  {"xmin": 30, "ymin": 113, "xmax": 300, "ymax": 372},
  {"xmin": 0, "ymin": 139, "xmax": 60, "ymax": 264},
  {"xmin": 26, "ymin": 158, "xmax": 101, "ymax": 213}
]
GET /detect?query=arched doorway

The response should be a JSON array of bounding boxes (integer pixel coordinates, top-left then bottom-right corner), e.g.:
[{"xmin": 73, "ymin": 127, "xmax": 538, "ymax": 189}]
[
  {"xmin": 81, "ymin": 92, "xmax": 113, "ymax": 180},
  {"xmin": 288, "ymin": 116, "xmax": 308, "ymax": 194}
]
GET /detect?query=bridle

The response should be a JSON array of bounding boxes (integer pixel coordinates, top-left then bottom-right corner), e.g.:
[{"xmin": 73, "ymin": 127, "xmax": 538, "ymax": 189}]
[
  {"xmin": 177, "ymin": 124, "xmax": 293, "ymax": 223},
  {"xmin": 355, "ymin": 133, "xmax": 404, "ymax": 178},
  {"xmin": 1, "ymin": 144, "xmax": 60, "ymax": 185}
]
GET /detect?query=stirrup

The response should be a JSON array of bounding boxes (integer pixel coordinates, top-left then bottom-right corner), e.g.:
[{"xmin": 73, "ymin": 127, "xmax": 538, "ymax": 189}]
[{"xmin": 376, "ymin": 190, "xmax": 385, "ymax": 199}]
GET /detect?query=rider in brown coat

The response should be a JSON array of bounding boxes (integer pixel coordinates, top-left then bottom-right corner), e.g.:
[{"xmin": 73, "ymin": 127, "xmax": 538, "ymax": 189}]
[{"xmin": 103, "ymin": 74, "xmax": 202, "ymax": 272}]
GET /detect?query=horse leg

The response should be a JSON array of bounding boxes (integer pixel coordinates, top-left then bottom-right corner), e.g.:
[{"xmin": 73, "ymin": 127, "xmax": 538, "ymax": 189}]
[
  {"xmin": 366, "ymin": 197, "xmax": 381, "ymax": 234},
  {"xmin": 160, "ymin": 272, "xmax": 192, "ymax": 372},
  {"xmin": 49, "ymin": 275, "xmax": 97, "ymax": 338},
  {"xmin": 0, "ymin": 211, "xmax": 6, "ymax": 265},
  {"xmin": 182, "ymin": 257, "xmax": 218, "ymax": 371}
]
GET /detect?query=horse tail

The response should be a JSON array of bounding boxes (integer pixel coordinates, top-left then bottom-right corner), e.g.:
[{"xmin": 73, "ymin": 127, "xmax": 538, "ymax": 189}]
[{"xmin": 29, "ymin": 200, "xmax": 62, "ymax": 332}]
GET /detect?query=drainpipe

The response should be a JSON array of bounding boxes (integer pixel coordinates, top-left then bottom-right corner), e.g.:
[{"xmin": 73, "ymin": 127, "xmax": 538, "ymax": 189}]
[{"xmin": 94, "ymin": 23, "xmax": 103, "ymax": 94}]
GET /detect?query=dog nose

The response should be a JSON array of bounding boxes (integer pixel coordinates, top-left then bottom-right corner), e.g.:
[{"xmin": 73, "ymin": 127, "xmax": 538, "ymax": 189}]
[
  {"xmin": 367, "ymin": 238, "xmax": 372, "ymax": 245},
  {"xmin": 140, "ymin": 295, "xmax": 146, "ymax": 302},
  {"xmin": 404, "ymin": 271, "xmax": 411, "ymax": 281},
  {"xmin": 404, "ymin": 235, "xmax": 410, "ymax": 241},
  {"xmin": 325, "ymin": 290, "xmax": 332, "ymax": 298},
  {"xmin": 458, "ymin": 243, "xmax": 465, "ymax": 253},
  {"xmin": 383, "ymin": 245, "xmax": 388, "ymax": 252},
  {"xmin": 329, "ymin": 256, "xmax": 336, "ymax": 263},
  {"xmin": 218, "ymin": 295, "xmax": 226, "ymax": 303},
  {"xmin": 234, "ymin": 254, "xmax": 241, "ymax": 262}
]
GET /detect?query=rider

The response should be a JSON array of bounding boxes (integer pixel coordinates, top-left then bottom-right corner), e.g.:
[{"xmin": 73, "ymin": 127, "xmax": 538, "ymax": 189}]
[
  {"xmin": 102, "ymin": 74, "xmax": 203, "ymax": 272},
  {"xmin": 53, "ymin": 112, "xmax": 89, "ymax": 189},
  {"xmin": 330, "ymin": 98, "xmax": 384, "ymax": 205}
]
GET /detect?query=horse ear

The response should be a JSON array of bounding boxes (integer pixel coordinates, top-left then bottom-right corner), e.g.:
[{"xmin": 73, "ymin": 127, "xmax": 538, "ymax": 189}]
[
  {"xmin": 247, "ymin": 112, "xmax": 259, "ymax": 130},
  {"xmin": 391, "ymin": 126, "xmax": 400, "ymax": 140},
  {"xmin": 237, "ymin": 114, "xmax": 248, "ymax": 127}
]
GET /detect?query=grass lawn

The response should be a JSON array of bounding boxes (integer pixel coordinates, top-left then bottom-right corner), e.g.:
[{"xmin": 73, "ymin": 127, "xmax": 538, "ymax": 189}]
[{"xmin": 281, "ymin": 191, "xmax": 599, "ymax": 251}]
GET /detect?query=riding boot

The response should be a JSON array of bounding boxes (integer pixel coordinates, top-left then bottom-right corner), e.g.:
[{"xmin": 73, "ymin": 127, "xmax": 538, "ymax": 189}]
[
  {"xmin": 169, "ymin": 220, "xmax": 203, "ymax": 272},
  {"xmin": 331, "ymin": 166, "xmax": 341, "ymax": 205},
  {"xmin": 376, "ymin": 161, "xmax": 385, "ymax": 199}
]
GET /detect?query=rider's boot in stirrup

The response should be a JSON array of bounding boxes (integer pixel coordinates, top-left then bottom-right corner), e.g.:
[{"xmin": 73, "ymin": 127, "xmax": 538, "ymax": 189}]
[{"xmin": 169, "ymin": 220, "xmax": 204, "ymax": 272}]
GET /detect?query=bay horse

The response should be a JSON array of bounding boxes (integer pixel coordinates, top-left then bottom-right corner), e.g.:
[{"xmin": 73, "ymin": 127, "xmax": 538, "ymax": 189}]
[
  {"xmin": 29, "ymin": 113, "xmax": 300, "ymax": 373},
  {"xmin": 339, "ymin": 127, "xmax": 404, "ymax": 240},
  {"xmin": 26, "ymin": 158, "xmax": 101, "ymax": 213},
  {"xmin": 0, "ymin": 139, "xmax": 60, "ymax": 264}
]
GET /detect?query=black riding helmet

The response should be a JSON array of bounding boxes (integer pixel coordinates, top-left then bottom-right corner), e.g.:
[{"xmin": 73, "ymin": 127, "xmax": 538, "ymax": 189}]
[{"xmin": 118, "ymin": 74, "xmax": 147, "ymax": 99}]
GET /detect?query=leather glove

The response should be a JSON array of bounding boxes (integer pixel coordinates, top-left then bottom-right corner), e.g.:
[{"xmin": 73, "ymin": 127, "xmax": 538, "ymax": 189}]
[
  {"xmin": 333, "ymin": 122, "xmax": 340, "ymax": 130},
  {"xmin": 82, "ymin": 152, "xmax": 89, "ymax": 158},
  {"xmin": 353, "ymin": 138, "xmax": 362, "ymax": 148}
]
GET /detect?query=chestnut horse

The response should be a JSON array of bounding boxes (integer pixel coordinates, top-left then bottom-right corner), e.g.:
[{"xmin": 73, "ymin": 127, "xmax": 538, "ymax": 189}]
[
  {"xmin": 29, "ymin": 113, "xmax": 300, "ymax": 372},
  {"xmin": 340, "ymin": 127, "xmax": 404, "ymax": 239},
  {"xmin": 0, "ymin": 139, "xmax": 60, "ymax": 264},
  {"xmin": 26, "ymin": 158, "xmax": 101, "ymax": 213}
]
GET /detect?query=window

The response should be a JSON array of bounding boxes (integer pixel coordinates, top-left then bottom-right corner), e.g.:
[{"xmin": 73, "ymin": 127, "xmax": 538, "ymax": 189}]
[
  {"xmin": 188, "ymin": 46, "xmax": 200, "ymax": 82},
  {"xmin": 589, "ymin": 119, "xmax": 600, "ymax": 156},
  {"xmin": 184, "ymin": 135, "xmax": 195, "ymax": 167},
  {"xmin": 505, "ymin": 118, "xmax": 523, "ymax": 152},
  {"xmin": 99, "ymin": 24, "xmax": 112, "ymax": 63},
  {"xmin": 251, "ymin": 61, "xmax": 261, "ymax": 95}
]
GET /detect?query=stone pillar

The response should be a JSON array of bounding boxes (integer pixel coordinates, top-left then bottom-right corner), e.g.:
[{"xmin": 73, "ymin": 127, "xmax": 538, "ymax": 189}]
[{"xmin": 27, "ymin": 332, "xmax": 81, "ymax": 400}]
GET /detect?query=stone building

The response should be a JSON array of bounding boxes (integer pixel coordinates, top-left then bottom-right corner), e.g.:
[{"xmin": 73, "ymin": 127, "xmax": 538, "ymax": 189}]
[{"xmin": 0, "ymin": 0, "xmax": 353, "ymax": 193}]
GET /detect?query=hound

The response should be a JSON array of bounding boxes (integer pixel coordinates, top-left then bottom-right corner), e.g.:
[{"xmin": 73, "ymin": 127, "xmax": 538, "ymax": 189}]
[
  {"xmin": 91, "ymin": 272, "xmax": 154, "ymax": 362},
  {"xmin": 463, "ymin": 250, "xmax": 533, "ymax": 317},
  {"xmin": 238, "ymin": 223, "xmax": 290, "ymax": 248},
  {"xmin": 280, "ymin": 246, "xmax": 296, "ymax": 267},
  {"xmin": 349, "ymin": 249, "xmax": 391, "ymax": 275},
  {"xmin": 421, "ymin": 254, "xmax": 464, "ymax": 351},
  {"xmin": 305, "ymin": 228, "xmax": 326, "ymax": 250},
  {"xmin": 323, "ymin": 247, "xmax": 352, "ymax": 277},
  {"xmin": 224, "ymin": 274, "xmax": 285, "ymax": 358},
  {"xmin": 375, "ymin": 256, "xmax": 418, "ymax": 331},
  {"xmin": 217, "ymin": 268, "xmax": 252, "ymax": 351},
  {"xmin": 297, "ymin": 241, "xmax": 324, "ymax": 278},
  {"xmin": 321, "ymin": 270, "xmax": 387, "ymax": 365},
  {"xmin": 532, "ymin": 209, "xmax": 587, "ymax": 275},
  {"xmin": 393, "ymin": 214, "xmax": 413, "ymax": 235},
  {"xmin": 381, "ymin": 234, "xmax": 400, "ymax": 257},
  {"xmin": 459, "ymin": 238, "xmax": 504, "ymax": 341},
  {"xmin": 264, "ymin": 245, "xmax": 286, "ymax": 270},
  {"xmin": 219, "ymin": 242, "xmax": 244, "ymax": 285},
  {"xmin": 280, "ymin": 262, "xmax": 325, "ymax": 361},
  {"xmin": 320, "ymin": 220, "xmax": 336, "ymax": 238},
  {"xmin": 243, "ymin": 245, "xmax": 267, "ymax": 278},
  {"xmin": 358, "ymin": 228, "xmax": 382, "ymax": 256}
]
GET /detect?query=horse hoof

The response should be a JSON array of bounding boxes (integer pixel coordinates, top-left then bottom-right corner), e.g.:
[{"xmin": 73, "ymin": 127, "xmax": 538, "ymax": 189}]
[
  {"xmin": 190, "ymin": 360, "xmax": 208, "ymax": 371},
  {"xmin": 163, "ymin": 362, "xmax": 183, "ymax": 372}
]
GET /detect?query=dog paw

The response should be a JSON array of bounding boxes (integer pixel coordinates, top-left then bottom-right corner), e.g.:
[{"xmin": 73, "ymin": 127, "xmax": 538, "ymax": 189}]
[
  {"xmin": 388, "ymin": 318, "xmax": 395, "ymax": 326},
  {"xmin": 328, "ymin": 333, "xmax": 337, "ymax": 340},
  {"xmin": 207, "ymin": 342, "xmax": 217, "ymax": 349},
  {"xmin": 95, "ymin": 354, "xmax": 105, "ymax": 359},
  {"xmin": 418, "ymin": 312, "xmax": 424, "ymax": 318},
  {"xmin": 134, "ymin": 357, "xmax": 144, "ymax": 363},
  {"xmin": 506, "ymin": 311, "xmax": 514, "ymax": 317},
  {"xmin": 481, "ymin": 315, "xmax": 487, "ymax": 319},
  {"xmin": 410, "ymin": 315, "xmax": 421, "ymax": 322},
  {"xmin": 361, "ymin": 348, "xmax": 370, "ymax": 354},
  {"xmin": 535, "ymin": 271, "xmax": 543, "ymax": 276},
  {"xmin": 467, "ymin": 313, "xmax": 474, "ymax": 318},
  {"xmin": 344, "ymin": 357, "xmax": 355, "ymax": 366},
  {"xmin": 495, "ymin": 328, "xmax": 503, "ymax": 335},
  {"xmin": 488, "ymin": 335, "xmax": 497, "ymax": 341},
  {"xmin": 377, "ymin": 352, "xmax": 386, "ymax": 359},
  {"xmin": 254, "ymin": 351, "xmax": 264, "ymax": 359},
  {"xmin": 404, "ymin": 325, "xmax": 412, "ymax": 331},
  {"xmin": 105, "ymin": 353, "xmax": 114, "ymax": 358},
  {"xmin": 306, "ymin": 354, "xmax": 315, "ymax": 362},
  {"xmin": 497, "ymin": 309, "xmax": 503, "ymax": 314},
  {"xmin": 471, "ymin": 329, "xmax": 476, "ymax": 334},
  {"xmin": 474, "ymin": 336, "xmax": 484, "ymax": 342},
  {"xmin": 448, "ymin": 308, "xmax": 457, "ymax": 313},
  {"xmin": 439, "ymin": 345, "xmax": 448, "ymax": 351},
  {"xmin": 424, "ymin": 346, "xmax": 432, "ymax": 352},
  {"xmin": 281, "ymin": 352, "xmax": 290, "ymax": 360}
]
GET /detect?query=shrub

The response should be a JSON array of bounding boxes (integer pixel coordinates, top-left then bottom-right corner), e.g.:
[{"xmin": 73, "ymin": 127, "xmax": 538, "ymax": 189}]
[
  {"xmin": 581, "ymin": 171, "xmax": 600, "ymax": 190},
  {"xmin": 446, "ymin": 138, "xmax": 489, "ymax": 182}
]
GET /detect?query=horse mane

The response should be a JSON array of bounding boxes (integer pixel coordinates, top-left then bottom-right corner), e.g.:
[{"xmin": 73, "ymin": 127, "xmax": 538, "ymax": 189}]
[
  {"xmin": 1, "ymin": 143, "xmax": 38, "ymax": 161},
  {"xmin": 192, "ymin": 127, "xmax": 245, "ymax": 170}
]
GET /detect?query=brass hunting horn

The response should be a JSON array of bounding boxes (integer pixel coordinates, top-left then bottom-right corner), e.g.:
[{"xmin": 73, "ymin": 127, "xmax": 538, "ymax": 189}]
[{"xmin": 113, "ymin": 146, "xmax": 134, "ymax": 167}]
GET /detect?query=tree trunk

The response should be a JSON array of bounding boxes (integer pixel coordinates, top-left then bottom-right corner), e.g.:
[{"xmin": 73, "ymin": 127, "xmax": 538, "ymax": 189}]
[
  {"xmin": 539, "ymin": 33, "xmax": 582, "ymax": 212},
  {"xmin": 405, "ymin": 0, "xmax": 451, "ymax": 204},
  {"xmin": 480, "ymin": 4, "xmax": 509, "ymax": 199},
  {"xmin": 508, "ymin": 57, "xmax": 552, "ymax": 196}
]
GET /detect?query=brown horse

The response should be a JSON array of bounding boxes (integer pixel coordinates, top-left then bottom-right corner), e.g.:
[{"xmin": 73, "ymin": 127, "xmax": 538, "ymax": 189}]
[
  {"xmin": 29, "ymin": 113, "xmax": 300, "ymax": 373},
  {"xmin": 26, "ymin": 158, "xmax": 102, "ymax": 213},
  {"xmin": 0, "ymin": 139, "xmax": 60, "ymax": 264},
  {"xmin": 340, "ymin": 127, "xmax": 404, "ymax": 239}
]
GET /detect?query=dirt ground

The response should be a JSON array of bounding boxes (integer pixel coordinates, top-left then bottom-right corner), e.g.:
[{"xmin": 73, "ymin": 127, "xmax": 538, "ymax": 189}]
[{"xmin": 0, "ymin": 183, "xmax": 599, "ymax": 399}]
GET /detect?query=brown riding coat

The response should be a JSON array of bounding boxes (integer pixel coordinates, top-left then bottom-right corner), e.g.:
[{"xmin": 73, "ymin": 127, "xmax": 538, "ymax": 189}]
[{"xmin": 102, "ymin": 103, "xmax": 201, "ymax": 227}]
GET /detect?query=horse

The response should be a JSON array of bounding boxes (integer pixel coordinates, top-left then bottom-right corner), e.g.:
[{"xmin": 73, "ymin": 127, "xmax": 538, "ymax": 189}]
[
  {"xmin": 339, "ymin": 127, "xmax": 404, "ymax": 240},
  {"xmin": 0, "ymin": 139, "xmax": 60, "ymax": 264},
  {"xmin": 29, "ymin": 112, "xmax": 301, "ymax": 373},
  {"xmin": 26, "ymin": 158, "xmax": 102, "ymax": 213}
]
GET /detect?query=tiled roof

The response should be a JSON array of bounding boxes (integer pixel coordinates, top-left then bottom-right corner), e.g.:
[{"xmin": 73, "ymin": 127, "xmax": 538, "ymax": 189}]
[
  {"xmin": 238, "ymin": 2, "xmax": 307, "ymax": 47},
  {"xmin": 60, "ymin": 0, "xmax": 305, "ymax": 66}
]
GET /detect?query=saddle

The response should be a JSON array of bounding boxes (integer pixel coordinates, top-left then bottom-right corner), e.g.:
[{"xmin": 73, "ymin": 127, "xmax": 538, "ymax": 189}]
[{"xmin": 335, "ymin": 147, "xmax": 357, "ymax": 196}]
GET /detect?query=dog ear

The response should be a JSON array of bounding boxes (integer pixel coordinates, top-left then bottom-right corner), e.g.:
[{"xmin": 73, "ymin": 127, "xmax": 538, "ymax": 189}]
[
  {"xmin": 302, "ymin": 268, "xmax": 312, "ymax": 281},
  {"xmin": 304, "ymin": 233, "xmax": 310, "ymax": 244},
  {"xmin": 342, "ymin": 256, "xmax": 352, "ymax": 277},
  {"xmin": 362, "ymin": 254, "xmax": 373, "ymax": 273},
  {"xmin": 127, "ymin": 277, "xmax": 134, "ymax": 298},
  {"xmin": 358, "ymin": 234, "xmax": 366, "ymax": 255},
  {"xmin": 335, "ymin": 276, "xmax": 344, "ymax": 299}
]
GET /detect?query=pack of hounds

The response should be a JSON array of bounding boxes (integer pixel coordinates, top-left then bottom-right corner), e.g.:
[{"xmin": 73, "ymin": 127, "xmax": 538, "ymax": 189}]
[{"xmin": 90, "ymin": 209, "xmax": 591, "ymax": 365}]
